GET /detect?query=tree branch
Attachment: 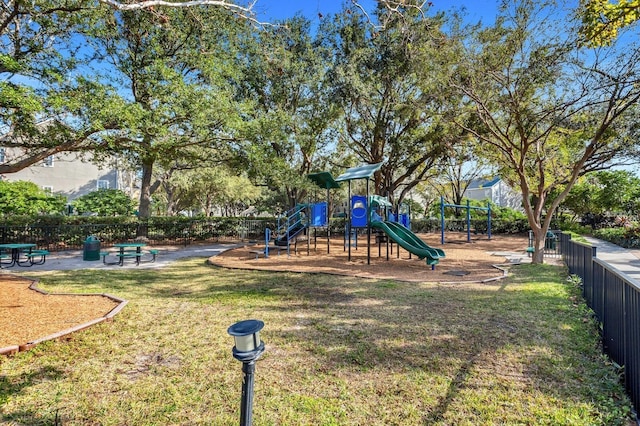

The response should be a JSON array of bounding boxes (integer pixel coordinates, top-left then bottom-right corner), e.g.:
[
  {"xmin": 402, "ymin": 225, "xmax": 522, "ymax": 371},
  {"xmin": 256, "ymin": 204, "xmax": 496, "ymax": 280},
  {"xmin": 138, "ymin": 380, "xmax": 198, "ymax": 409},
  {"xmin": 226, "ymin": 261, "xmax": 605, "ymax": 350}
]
[{"xmin": 97, "ymin": 0, "xmax": 269, "ymax": 25}]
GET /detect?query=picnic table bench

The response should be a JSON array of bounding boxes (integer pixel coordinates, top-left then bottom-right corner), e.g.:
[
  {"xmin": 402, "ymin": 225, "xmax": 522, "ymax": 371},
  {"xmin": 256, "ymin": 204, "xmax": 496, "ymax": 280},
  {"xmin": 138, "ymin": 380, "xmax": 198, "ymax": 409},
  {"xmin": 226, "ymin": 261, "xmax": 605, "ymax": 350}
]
[{"xmin": 101, "ymin": 245, "xmax": 159, "ymax": 266}]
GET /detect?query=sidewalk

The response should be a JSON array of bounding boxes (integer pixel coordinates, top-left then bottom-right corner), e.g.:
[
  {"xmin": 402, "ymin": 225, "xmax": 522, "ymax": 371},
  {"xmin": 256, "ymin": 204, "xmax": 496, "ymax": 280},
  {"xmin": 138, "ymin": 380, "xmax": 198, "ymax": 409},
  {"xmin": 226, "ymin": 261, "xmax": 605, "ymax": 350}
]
[
  {"xmin": 582, "ymin": 236, "xmax": 640, "ymax": 282},
  {"xmin": 0, "ymin": 242, "xmax": 243, "ymax": 272}
]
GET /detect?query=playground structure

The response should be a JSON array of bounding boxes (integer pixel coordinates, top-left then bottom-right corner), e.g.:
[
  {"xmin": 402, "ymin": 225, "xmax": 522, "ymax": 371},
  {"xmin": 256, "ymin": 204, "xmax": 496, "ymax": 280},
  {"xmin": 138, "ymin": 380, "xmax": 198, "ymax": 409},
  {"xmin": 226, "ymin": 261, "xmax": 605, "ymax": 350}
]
[
  {"xmin": 350, "ymin": 192, "xmax": 444, "ymax": 268},
  {"xmin": 266, "ymin": 162, "xmax": 445, "ymax": 268},
  {"xmin": 266, "ymin": 171, "xmax": 340, "ymax": 257},
  {"xmin": 266, "ymin": 201, "xmax": 331, "ymax": 257},
  {"xmin": 440, "ymin": 196, "xmax": 492, "ymax": 244}
]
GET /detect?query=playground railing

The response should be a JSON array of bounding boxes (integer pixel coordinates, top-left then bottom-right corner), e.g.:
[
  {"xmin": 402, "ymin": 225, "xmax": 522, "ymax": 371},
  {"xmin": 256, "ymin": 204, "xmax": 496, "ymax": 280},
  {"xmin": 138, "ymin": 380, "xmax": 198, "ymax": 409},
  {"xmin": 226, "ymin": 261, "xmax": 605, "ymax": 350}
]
[{"xmin": 276, "ymin": 205, "xmax": 308, "ymax": 241}]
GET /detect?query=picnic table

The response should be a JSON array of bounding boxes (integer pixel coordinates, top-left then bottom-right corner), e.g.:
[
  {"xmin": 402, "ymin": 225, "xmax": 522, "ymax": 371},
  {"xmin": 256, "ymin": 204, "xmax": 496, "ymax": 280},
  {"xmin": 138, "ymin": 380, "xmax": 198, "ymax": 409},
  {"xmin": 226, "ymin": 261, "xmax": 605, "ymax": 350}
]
[
  {"xmin": 101, "ymin": 242, "xmax": 158, "ymax": 266},
  {"xmin": 112, "ymin": 242, "xmax": 147, "ymax": 266},
  {"xmin": 0, "ymin": 243, "xmax": 49, "ymax": 268}
]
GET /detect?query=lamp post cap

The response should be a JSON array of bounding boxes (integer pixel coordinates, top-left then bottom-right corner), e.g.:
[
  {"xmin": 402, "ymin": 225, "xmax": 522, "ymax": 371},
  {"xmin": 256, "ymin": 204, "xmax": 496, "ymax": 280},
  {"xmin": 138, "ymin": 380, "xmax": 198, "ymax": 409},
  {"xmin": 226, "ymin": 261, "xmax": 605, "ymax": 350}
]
[{"xmin": 227, "ymin": 319, "xmax": 264, "ymax": 337}]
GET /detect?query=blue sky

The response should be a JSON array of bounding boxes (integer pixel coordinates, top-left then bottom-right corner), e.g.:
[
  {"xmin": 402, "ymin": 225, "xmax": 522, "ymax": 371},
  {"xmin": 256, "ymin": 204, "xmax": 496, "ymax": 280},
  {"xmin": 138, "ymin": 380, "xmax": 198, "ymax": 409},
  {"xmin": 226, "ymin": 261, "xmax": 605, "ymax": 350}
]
[{"xmin": 255, "ymin": 0, "xmax": 498, "ymax": 24}]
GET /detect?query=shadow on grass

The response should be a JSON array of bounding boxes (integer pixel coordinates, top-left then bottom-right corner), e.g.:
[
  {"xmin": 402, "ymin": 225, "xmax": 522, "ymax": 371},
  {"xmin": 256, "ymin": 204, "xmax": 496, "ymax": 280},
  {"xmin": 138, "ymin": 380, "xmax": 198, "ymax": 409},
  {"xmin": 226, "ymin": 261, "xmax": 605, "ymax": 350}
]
[
  {"xmin": 0, "ymin": 365, "xmax": 64, "ymax": 424},
  {"xmin": 19, "ymin": 260, "xmax": 618, "ymax": 423}
]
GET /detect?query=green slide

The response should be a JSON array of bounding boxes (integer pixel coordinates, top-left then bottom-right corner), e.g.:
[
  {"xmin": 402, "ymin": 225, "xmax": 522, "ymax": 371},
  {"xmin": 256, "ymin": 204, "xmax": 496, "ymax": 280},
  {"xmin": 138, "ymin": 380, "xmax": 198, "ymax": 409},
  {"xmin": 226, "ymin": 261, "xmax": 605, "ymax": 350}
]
[
  {"xmin": 371, "ymin": 221, "xmax": 444, "ymax": 266},
  {"xmin": 384, "ymin": 221, "xmax": 446, "ymax": 257}
]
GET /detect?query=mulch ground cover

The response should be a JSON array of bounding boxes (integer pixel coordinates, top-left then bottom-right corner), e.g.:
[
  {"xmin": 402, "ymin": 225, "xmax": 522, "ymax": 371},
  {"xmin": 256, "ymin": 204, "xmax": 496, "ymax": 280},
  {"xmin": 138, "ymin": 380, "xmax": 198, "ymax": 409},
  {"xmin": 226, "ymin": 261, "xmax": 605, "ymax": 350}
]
[
  {"xmin": 0, "ymin": 274, "xmax": 120, "ymax": 350},
  {"xmin": 208, "ymin": 232, "xmax": 531, "ymax": 283}
]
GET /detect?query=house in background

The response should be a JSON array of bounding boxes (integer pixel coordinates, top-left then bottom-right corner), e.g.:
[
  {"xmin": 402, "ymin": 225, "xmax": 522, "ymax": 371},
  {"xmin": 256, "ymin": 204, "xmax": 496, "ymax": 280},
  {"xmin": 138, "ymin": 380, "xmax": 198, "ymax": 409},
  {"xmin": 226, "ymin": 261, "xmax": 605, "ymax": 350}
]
[
  {"xmin": 463, "ymin": 177, "xmax": 523, "ymax": 210},
  {"xmin": 0, "ymin": 147, "xmax": 137, "ymax": 202}
]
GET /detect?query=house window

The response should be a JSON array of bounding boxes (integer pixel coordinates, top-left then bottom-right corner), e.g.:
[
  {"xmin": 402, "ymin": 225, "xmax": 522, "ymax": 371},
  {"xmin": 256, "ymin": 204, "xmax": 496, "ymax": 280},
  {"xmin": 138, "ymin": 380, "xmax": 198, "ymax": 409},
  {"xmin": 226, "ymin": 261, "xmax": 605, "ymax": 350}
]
[
  {"xmin": 0, "ymin": 148, "xmax": 5, "ymax": 163},
  {"xmin": 42, "ymin": 186, "xmax": 53, "ymax": 194},
  {"xmin": 97, "ymin": 180, "xmax": 110, "ymax": 190},
  {"xmin": 43, "ymin": 155, "xmax": 54, "ymax": 167}
]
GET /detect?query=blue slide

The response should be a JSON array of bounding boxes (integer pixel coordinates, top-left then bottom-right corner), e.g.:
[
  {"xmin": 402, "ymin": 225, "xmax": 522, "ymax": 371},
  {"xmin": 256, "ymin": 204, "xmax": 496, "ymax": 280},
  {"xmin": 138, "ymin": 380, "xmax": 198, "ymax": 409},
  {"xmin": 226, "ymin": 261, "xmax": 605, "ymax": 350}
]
[{"xmin": 371, "ymin": 220, "xmax": 445, "ymax": 266}]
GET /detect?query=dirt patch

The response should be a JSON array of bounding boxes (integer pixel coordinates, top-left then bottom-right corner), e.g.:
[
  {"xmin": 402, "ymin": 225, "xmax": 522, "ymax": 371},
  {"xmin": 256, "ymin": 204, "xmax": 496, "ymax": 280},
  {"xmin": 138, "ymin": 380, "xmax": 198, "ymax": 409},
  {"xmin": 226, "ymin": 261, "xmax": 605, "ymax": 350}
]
[
  {"xmin": 0, "ymin": 274, "xmax": 121, "ymax": 350},
  {"xmin": 209, "ymin": 233, "xmax": 533, "ymax": 283}
]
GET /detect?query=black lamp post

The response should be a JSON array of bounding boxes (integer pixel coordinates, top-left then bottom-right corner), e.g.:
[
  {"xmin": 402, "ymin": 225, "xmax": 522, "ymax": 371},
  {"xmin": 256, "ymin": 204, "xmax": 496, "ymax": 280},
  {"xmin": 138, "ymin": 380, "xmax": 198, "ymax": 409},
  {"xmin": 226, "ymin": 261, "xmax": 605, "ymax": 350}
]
[{"xmin": 227, "ymin": 319, "xmax": 265, "ymax": 426}]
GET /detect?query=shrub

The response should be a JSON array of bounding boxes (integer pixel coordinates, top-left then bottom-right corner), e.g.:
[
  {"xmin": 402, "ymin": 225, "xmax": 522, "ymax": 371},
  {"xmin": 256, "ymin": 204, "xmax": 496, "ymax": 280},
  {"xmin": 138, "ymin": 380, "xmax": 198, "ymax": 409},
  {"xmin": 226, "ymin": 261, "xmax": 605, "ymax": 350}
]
[
  {"xmin": 593, "ymin": 227, "xmax": 640, "ymax": 248},
  {"xmin": 72, "ymin": 189, "xmax": 135, "ymax": 216},
  {"xmin": 0, "ymin": 181, "xmax": 66, "ymax": 215}
]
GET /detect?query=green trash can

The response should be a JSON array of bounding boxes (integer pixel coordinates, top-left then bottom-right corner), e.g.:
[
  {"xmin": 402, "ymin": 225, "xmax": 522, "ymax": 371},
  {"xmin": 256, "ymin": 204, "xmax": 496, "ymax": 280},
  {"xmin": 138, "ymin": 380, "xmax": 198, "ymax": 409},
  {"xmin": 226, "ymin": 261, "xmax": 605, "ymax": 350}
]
[
  {"xmin": 83, "ymin": 236, "xmax": 101, "ymax": 261},
  {"xmin": 545, "ymin": 231, "xmax": 557, "ymax": 250}
]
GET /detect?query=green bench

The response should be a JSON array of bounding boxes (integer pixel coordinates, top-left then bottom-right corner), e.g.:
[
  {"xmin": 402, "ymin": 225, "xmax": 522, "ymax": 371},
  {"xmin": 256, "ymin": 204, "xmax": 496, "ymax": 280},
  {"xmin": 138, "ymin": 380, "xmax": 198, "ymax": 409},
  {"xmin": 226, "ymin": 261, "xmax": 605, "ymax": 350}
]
[
  {"xmin": 116, "ymin": 252, "xmax": 141, "ymax": 266},
  {"xmin": 101, "ymin": 249, "xmax": 159, "ymax": 266},
  {"xmin": 100, "ymin": 251, "xmax": 123, "ymax": 265},
  {"xmin": 23, "ymin": 249, "xmax": 50, "ymax": 265},
  {"xmin": 147, "ymin": 249, "xmax": 159, "ymax": 262}
]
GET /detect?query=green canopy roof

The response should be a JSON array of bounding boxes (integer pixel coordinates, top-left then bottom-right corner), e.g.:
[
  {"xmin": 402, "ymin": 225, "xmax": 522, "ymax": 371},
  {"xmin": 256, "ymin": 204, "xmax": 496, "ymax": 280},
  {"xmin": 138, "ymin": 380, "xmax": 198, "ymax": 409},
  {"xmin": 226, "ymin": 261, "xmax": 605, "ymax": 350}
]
[
  {"xmin": 307, "ymin": 171, "xmax": 341, "ymax": 189},
  {"xmin": 335, "ymin": 162, "xmax": 384, "ymax": 182},
  {"xmin": 370, "ymin": 195, "xmax": 392, "ymax": 208}
]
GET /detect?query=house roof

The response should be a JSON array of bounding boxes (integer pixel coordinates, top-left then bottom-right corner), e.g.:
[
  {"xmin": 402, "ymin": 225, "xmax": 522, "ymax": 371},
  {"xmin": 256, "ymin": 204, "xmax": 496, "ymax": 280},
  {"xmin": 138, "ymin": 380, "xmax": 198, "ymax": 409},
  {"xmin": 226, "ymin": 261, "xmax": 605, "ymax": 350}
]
[{"xmin": 467, "ymin": 176, "xmax": 501, "ymax": 190}]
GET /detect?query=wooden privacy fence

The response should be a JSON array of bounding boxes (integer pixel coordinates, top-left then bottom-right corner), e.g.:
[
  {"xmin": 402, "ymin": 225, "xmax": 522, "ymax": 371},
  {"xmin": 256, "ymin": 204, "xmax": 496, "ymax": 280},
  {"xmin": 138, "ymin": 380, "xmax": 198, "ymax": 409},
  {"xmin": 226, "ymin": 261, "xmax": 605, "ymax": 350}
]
[{"xmin": 559, "ymin": 232, "xmax": 640, "ymax": 414}]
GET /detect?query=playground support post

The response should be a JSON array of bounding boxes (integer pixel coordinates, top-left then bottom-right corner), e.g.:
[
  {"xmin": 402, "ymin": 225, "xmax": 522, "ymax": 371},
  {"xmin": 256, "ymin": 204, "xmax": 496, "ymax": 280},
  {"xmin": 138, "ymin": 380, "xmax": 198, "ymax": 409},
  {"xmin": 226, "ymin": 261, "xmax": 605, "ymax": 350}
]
[
  {"xmin": 348, "ymin": 180, "xmax": 352, "ymax": 261},
  {"xmin": 366, "ymin": 179, "xmax": 371, "ymax": 265},
  {"xmin": 466, "ymin": 199, "xmax": 471, "ymax": 243},
  {"xmin": 488, "ymin": 203, "xmax": 491, "ymax": 240},
  {"xmin": 326, "ymin": 187, "xmax": 331, "ymax": 254},
  {"xmin": 440, "ymin": 196, "xmax": 492, "ymax": 244},
  {"xmin": 441, "ymin": 196, "xmax": 445, "ymax": 245},
  {"xmin": 264, "ymin": 228, "xmax": 271, "ymax": 258},
  {"xmin": 307, "ymin": 198, "xmax": 311, "ymax": 257}
]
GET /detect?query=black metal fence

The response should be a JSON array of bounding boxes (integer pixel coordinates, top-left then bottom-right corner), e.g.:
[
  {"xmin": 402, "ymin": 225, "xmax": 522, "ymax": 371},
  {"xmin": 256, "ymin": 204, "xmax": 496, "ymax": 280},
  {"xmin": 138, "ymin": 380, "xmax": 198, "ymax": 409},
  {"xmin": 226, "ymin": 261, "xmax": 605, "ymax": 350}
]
[
  {"xmin": 559, "ymin": 232, "xmax": 640, "ymax": 413},
  {"xmin": 529, "ymin": 230, "xmax": 561, "ymax": 258},
  {"xmin": 0, "ymin": 219, "xmax": 274, "ymax": 251}
]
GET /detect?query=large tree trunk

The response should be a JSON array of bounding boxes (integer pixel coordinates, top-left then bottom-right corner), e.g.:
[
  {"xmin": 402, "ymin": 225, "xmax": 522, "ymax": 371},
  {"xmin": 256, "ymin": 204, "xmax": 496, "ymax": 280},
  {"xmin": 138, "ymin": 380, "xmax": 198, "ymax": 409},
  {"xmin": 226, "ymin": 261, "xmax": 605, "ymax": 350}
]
[
  {"xmin": 521, "ymin": 181, "xmax": 547, "ymax": 264},
  {"xmin": 530, "ymin": 226, "xmax": 546, "ymax": 264},
  {"xmin": 138, "ymin": 159, "xmax": 154, "ymax": 218}
]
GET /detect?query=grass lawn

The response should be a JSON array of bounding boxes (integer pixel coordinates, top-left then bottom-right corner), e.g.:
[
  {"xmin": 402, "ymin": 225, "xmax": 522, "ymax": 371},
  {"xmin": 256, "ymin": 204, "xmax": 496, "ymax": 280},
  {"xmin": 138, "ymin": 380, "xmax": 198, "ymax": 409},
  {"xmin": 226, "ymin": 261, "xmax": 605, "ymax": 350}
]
[{"xmin": 0, "ymin": 258, "xmax": 634, "ymax": 425}]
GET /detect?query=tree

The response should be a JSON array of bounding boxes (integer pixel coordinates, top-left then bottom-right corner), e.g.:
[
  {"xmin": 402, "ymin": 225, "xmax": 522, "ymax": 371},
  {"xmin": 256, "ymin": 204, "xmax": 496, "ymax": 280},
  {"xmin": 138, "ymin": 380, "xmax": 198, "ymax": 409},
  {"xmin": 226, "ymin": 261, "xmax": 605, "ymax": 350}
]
[
  {"xmin": 234, "ymin": 16, "xmax": 339, "ymax": 208},
  {"xmin": 0, "ymin": 1, "xmax": 256, "ymax": 176},
  {"xmin": 153, "ymin": 166, "xmax": 262, "ymax": 216},
  {"xmin": 580, "ymin": 0, "xmax": 640, "ymax": 46},
  {"xmin": 0, "ymin": 1, "xmax": 113, "ymax": 173},
  {"xmin": 99, "ymin": 0, "xmax": 254, "ymax": 13},
  {"xmin": 85, "ymin": 6, "xmax": 247, "ymax": 218},
  {"xmin": 562, "ymin": 170, "xmax": 640, "ymax": 222},
  {"xmin": 72, "ymin": 189, "xmax": 135, "ymax": 216},
  {"xmin": 451, "ymin": 0, "xmax": 640, "ymax": 263},
  {"xmin": 430, "ymin": 140, "xmax": 491, "ymax": 217},
  {"xmin": 0, "ymin": 180, "xmax": 66, "ymax": 215},
  {"xmin": 322, "ymin": 4, "xmax": 453, "ymax": 205}
]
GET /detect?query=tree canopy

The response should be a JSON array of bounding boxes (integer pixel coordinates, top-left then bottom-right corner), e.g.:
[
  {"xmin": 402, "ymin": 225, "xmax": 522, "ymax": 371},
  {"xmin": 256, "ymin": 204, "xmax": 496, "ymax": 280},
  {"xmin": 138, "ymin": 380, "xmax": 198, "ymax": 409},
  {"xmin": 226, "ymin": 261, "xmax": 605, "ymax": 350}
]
[
  {"xmin": 561, "ymin": 170, "xmax": 640, "ymax": 220},
  {"xmin": 581, "ymin": 0, "xmax": 640, "ymax": 46},
  {"xmin": 235, "ymin": 16, "xmax": 338, "ymax": 207},
  {"xmin": 3, "ymin": 0, "xmax": 640, "ymax": 235},
  {"xmin": 322, "ymin": 4, "xmax": 454, "ymax": 205},
  {"xmin": 80, "ymin": 6, "xmax": 249, "ymax": 217},
  {"xmin": 451, "ymin": 0, "xmax": 640, "ymax": 263}
]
